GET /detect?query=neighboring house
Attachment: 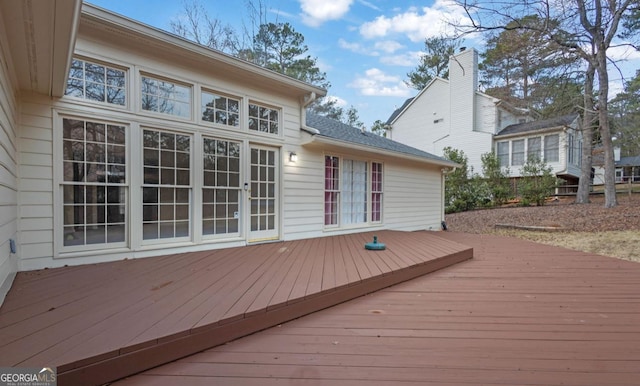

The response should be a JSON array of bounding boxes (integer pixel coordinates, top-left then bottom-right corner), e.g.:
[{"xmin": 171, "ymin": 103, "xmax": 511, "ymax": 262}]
[
  {"xmin": 494, "ymin": 114, "xmax": 583, "ymax": 185},
  {"xmin": 386, "ymin": 48, "xmax": 582, "ymax": 183},
  {"xmin": 593, "ymin": 148, "xmax": 640, "ymax": 184},
  {"xmin": 0, "ymin": 1, "xmax": 456, "ymax": 303}
]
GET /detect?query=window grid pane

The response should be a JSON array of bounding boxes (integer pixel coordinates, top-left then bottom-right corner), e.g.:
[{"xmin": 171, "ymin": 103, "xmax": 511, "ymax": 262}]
[
  {"xmin": 248, "ymin": 102, "xmax": 279, "ymax": 135},
  {"xmin": 65, "ymin": 58, "xmax": 126, "ymax": 106},
  {"xmin": 62, "ymin": 118, "xmax": 127, "ymax": 247},
  {"xmin": 202, "ymin": 138, "xmax": 241, "ymax": 236},
  {"xmin": 324, "ymin": 156, "xmax": 340, "ymax": 225},
  {"xmin": 141, "ymin": 76, "xmax": 191, "ymax": 118},
  {"xmin": 201, "ymin": 91, "xmax": 241, "ymax": 127},
  {"xmin": 497, "ymin": 142, "xmax": 509, "ymax": 167},
  {"xmin": 143, "ymin": 129, "xmax": 191, "ymax": 240},
  {"xmin": 371, "ymin": 162, "xmax": 383, "ymax": 222}
]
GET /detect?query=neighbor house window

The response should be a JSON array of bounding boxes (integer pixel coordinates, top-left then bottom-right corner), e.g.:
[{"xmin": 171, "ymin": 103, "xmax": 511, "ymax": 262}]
[
  {"xmin": 544, "ymin": 134, "xmax": 559, "ymax": 163},
  {"xmin": 511, "ymin": 139, "xmax": 525, "ymax": 166},
  {"xmin": 527, "ymin": 137, "xmax": 541, "ymax": 161},
  {"xmin": 142, "ymin": 129, "xmax": 191, "ymax": 240},
  {"xmin": 62, "ymin": 118, "xmax": 127, "ymax": 247},
  {"xmin": 141, "ymin": 75, "xmax": 191, "ymax": 118},
  {"xmin": 497, "ymin": 141, "xmax": 509, "ymax": 167},
  {"xmin": 248, "ymin": 102, "xmax": 279, "ymax": 135},
  {"xmin": 324, "ymin": 156, "xmax": 340, "ymax": 226},
  {"xmin": 201, "ymin": 91, "xmax": 240, "ymax": 127},
  {"xmin": 371, "ymin": 162, "xmax": 383, "ymax": 222},
  {"xmin": 65, "ymin": 58, "xmax": 126, "ymax": 105},
  {"xmin": 202, "ymin": 138, "xmax": 241, "ymax": 236}
]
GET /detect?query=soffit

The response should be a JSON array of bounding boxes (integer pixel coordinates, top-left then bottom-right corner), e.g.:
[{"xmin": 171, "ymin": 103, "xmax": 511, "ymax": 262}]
[{"xmin": 0, "ymin": 0, "xmax": 81, "ymax": 96}]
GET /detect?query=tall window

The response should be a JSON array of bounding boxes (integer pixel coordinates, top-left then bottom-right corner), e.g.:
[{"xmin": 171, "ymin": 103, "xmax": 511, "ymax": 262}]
[
  {"xmin": 342, "ymin": 160, "xmax": 368, "ymax": 225},
  {"xmin": 202, "ymin": 138, "xmax": 241, "ymax": 236},
  {"xmin": 497, "ymin": 141, "xmax": 509, "ymax": 167},
  {"xmin": 141, "ymin": 76, "xmax": 191, "ymax": 118},
  {"xmin": 201, "ymin": 91, "xmax": 240, "ymax": 127},
  {"xmin": 65, "ymin": 58, "xmax": 126, "ymax": 105},
  {"xmin": 371, "ymin": 162, "xmax": 383, "ymax": 222},
  {"xmin": 527, "ymin": 137, "xmax": 541, "ymax": 161},
  {"xmin": 544, "ymin": 134, "xmax": 559, "ymax": 163},
  {"xmin": 62, "ymin": 118, "xmax": 127, "ymax": 247},
  {"xmin": 142, "ymin": 129, "xmax": 191, "ymax": 240},
  {"xmin": 248, "ymin": 102, "xmax": 279, "ymax": 135},
  {"xmin": 511, "ymin": 139, "xmax": 525, "ymax": 166},
  {"xmin": 324, "ymin": 156, "xmax": 340, "ymax": 226}
]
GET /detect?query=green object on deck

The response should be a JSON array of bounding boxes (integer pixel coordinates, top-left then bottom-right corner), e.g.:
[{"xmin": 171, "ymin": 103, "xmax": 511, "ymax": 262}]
[{"xmin": 364, "ymin": 235, "xmax": 386, "ymax": 250}]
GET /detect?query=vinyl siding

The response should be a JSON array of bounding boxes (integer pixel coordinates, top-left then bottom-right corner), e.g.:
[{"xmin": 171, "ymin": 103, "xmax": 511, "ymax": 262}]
[{"xmin": 0, "ymin": 26, "xmax": 18, "ymax": 303}]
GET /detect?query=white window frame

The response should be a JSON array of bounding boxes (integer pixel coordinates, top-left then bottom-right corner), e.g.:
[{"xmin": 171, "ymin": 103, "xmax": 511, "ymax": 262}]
[
  {"xmin": 511, "ymin": 139, "xmax": 525, "ymax": 166},
  {"xmin": 248, "ymin": 100, "xmax": 281, "ymax": 137},
  {"xmin": 140, "ymin": 74, "xmax": 192, "ymax": 119},
  {"xmin": 497, "ymin": 141, "xmax": 509, "ymax": 167},
  {"xmin": 65, "ymin": 57, "xmax": 127, "ymax": 107},
  {"xmin": 544, "ymin": 134, "xmax": 560, "ymax": 163},
  {"xmin": 200, "ymin": 89, "xmax": 242, "ymax": 128},
  {"xmin": 527, "ymin": 136, "xmax": 541, "ymax": 162}
]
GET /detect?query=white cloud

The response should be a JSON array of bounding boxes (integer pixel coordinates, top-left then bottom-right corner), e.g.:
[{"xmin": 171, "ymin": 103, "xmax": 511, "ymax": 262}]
[
  {"xmin": 359, "ymin": 0, "xmax": 465, "ymax": 42},
  {"xmin": 348, "ymin": 68, "xmax": 412, "ymax": 97},
  {"xmin": 373, "ymin": 40, "xmax": 404, "ymax": 53},
  {"xmin": 299, "ymin": 0, "xmax": 354, "ymax": 27},
  {"xmin": 380, "ymin": 50, "xmax": 422, "ymax": 66},
  {"xmin": 325, "ymin": 95, "xmax": 348, "ymax": 107},
  {"xmin": 607, "ymin": 43, "xmax": 640, "ymax": 61},
  {"xmin": 338, "ymin": 38, "xmax": 379, "ymax": 56}
]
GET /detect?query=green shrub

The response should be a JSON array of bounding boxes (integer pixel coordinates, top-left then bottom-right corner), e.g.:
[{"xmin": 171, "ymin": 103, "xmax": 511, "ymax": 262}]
[{"xmin": 519, "ymin": 156, "xmax": 557, "ymax": 206}]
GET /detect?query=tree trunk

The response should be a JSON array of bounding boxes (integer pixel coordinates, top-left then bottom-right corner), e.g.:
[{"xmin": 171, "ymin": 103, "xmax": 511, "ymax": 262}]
[
  {"xmin": 576, "ymin": 65, "xmax": 595, "ymax": 204},
  {"xmin": 596, "ymin": 50, "xmax": 618, "ymax": 208}
]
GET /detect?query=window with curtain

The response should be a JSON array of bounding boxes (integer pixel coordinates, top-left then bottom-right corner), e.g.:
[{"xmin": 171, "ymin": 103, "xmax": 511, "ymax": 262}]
[
  {"xmin": 497, "ymin": 141, "xmax": 509, "ymax": 167},
  {"xmin": 371, "ymin": 162, "xmax": 383, "ymax": 222},
  {"xmin": 342, "ymin": 160, "xmax": 368, "ymax": 225},
  {"xmin": 324, "ymin": 156, "xmax": 340, "ymax": 226},
  {"xmin": 544, "ymin": 134, "xmax": 559, "ymax": 163},
  {"xmin": 527, "ymin": 137, "xmax": 541, "ymax": 161},
  {"xmin": 511, "ymin": 139, "xmax": 525, "ymax": 166}
]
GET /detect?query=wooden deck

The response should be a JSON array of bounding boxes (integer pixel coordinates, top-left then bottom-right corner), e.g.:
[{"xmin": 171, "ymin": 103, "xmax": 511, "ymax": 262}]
[
  {"xmin": 116, "ymin": 233, "xmax": 640, "ymax": 386},
  {"xmin": 0, "ymin": 230, "xmax": 472, "ymax": 386}
]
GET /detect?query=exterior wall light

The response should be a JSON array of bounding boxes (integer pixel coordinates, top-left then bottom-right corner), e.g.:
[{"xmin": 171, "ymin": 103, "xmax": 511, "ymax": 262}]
[{"xmin": 289, "ymin": 152, "xmax": 298, "ymax": 162}]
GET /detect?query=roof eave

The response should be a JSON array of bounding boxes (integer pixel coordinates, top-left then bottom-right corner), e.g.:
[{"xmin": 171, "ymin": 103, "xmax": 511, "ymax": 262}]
[
  {"xmin": 494, "ymin": 125, "xmax": 568, "ymax": 140},
  {"xmin": 304, "ymin": 131, "xmax": 458, "ymax": 168},
  {"xmin": 81, "ymin": 3, "xmax": 327, "ymax": 98}
]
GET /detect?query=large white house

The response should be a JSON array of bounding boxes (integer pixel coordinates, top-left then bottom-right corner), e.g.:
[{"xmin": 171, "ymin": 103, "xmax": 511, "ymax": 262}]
[
  {"xmin": 0, "ymin": 1, "xmax": 456, "ymax": 303},
  {"xmin": 386, "ymin": 48, "xmax": 582, "ymax": 183}
]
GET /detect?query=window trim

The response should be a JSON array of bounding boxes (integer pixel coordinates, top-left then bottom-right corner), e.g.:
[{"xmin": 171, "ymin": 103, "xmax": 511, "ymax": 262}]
[
  {"xmin": 54, "ymin": 113, "xmax": 131, "ymax": 255},
  {"xmin": 247, "ymin": 99, "xmax": 282, "ymax": 138},
  {"xmin": 497, "ymin": 141, "xmax": 509, "ymax": 167},
  {"xmin": 511, "ymin": 139, "xmax": 525, "ymax": 166},
  {"xmin": 323, "ymin": 154, "xmax": 383, "ymax": 230},
  {"xmin": 64, "ymin": 56, "xmax": 128, "ymax": 108},
  {"xmin": 200, "ymin": 88, "xmax": 242, "ymax": 129},
  {"xmin": 544, "ymin": 134, "xmax": 560, "ymax": 163},
  {"xmin": 139, "ymin": 72, "xmax": 193, "ymax": 120}
]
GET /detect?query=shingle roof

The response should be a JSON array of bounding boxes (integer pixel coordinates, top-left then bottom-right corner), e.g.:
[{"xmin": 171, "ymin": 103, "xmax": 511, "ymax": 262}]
[
  {"xmin": 496, "ymin": 113, "xmax": 579, "ymax": 137},
  {"xmin": 385, "ymin": 97, "xmax": 414, "ymax": 125},
  {"xmin": 617, "ymin": 155, "xmax": 640, "ymax": 167},
  {"xmin": 305, "ymin": 113, "xmax": 453, "ymax": 165}
]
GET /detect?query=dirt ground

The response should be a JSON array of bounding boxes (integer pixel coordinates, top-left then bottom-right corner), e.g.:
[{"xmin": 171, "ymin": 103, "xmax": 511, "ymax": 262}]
[{"xmin": 445, "ymin": 194, "xmax": 640, "ymax": 262}]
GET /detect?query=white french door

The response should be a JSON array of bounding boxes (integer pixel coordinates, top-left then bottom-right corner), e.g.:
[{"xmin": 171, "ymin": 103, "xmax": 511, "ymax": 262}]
[{"xmin": 248, "ymin": 145, "xmax": 279, "ymax": 241}]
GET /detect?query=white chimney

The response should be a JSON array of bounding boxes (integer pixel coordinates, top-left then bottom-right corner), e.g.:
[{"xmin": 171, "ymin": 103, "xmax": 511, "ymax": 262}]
[{"xmin": 448, "ymin": 48, "xmax": 478, "ymax": 134}]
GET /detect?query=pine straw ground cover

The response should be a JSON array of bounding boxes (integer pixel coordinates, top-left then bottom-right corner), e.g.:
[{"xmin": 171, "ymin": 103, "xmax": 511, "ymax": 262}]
[{"xmin": 445, "ymin": 193, "xmax": 640, "ymax": 263}]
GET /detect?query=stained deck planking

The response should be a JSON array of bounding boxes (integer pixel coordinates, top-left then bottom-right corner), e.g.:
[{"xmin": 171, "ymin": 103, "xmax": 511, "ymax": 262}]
[
  {"xmin": 116, "ymin": 232, "xmax": 640, "ymax": 386},
  {"xmin": 0, "ymin": 230, "xmax": 472, "ymax": 385}
]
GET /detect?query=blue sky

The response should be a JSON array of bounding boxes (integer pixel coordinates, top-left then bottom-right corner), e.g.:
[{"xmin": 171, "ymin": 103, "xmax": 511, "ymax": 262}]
[{"xmin": 89, "ymin": 0, "xmax": 639, "ymax": 128}]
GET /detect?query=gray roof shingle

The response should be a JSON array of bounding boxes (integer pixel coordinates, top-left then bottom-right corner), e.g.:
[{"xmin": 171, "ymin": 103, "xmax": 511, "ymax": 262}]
[
  {"xmin": 617, "ymin": 155, "xmax": 640, "ymax": 167},
  {"xmin": 385, "ymin": 97, "xmax": 414, "ymax": 125},
  {"xmin": 305, "ymin": 113, "xmax": 453, "ymax": 165},
  {"xmin": 496, "ymin": 113, "xmax": 579, "ymax": 137}
]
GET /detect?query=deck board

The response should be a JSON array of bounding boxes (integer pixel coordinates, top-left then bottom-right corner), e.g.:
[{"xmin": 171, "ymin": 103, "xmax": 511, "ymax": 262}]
[
  {"xmin": 0, "ymin": 230, "xmax": 471, "ymax": 386},
  {"xmin": 116, "ymin": 232, "xmax": 640, "ymax": 386}
]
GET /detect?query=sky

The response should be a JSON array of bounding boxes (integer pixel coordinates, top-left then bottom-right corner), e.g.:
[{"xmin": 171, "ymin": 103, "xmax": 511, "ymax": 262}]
[{"xmin": 88, "ymin": 0, "xmax": 640, "ymax": 128}]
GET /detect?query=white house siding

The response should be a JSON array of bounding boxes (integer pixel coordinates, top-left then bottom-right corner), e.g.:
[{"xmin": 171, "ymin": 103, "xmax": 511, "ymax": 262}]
[
  {"xmin": 390, "ymin": 80, "xmax": 450, "ymax": 155},
  {"xmin": 0, "ymin": 27, "xmax": 19, "ymax": 302},
  {"xmin": 474, "ymin": 94, "xmax": 498, "ymax": 135},
  {"xmin": 16, "ymin": 26, "xmax": 308, "ymax": 270},
  {"xmin": 449, "ymin": 49, "xmax": 477, "ymax": 140},
  {"xmin": 383, "ymin": 161, "xmax": 443, "ymax": 231}
]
